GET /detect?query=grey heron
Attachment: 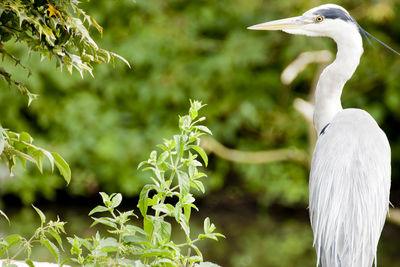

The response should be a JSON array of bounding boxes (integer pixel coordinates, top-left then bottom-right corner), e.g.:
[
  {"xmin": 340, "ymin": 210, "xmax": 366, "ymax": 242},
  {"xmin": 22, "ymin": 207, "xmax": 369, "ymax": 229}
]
[{"xmin": 248, "ymin": 4, "xmax": 397, "ymax": 267}]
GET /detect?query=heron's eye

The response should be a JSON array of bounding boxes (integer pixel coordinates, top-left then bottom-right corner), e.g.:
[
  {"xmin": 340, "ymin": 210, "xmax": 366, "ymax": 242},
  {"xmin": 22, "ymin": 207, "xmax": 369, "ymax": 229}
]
[{"xmin": 316, "ymin": 16, "xmax": 324, "ymax": 22}]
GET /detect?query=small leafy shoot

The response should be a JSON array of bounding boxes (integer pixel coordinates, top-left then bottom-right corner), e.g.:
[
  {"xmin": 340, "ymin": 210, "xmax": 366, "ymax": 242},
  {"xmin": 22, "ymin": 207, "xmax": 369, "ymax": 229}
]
[{"xmin": 32, "ymin": 205, "xmax": 46, "ymax": 225}]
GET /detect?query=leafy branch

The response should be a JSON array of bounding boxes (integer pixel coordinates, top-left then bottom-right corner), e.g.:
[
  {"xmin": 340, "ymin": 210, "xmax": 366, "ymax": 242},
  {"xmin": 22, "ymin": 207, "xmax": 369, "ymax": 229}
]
[
  {"xmin": 0, "ymin": 126, "xmax": 71, "ymax": 184},
  {"xmin": 0, "ymin": 205, "xmax": 66, "ymax": 266},
  {"xmin": 135, "ymin": 100, "xmax": 224, "ymax": 266},
  {"xmin": 0, "ymin": 0, "xmax": 129, "ymax": 103}
]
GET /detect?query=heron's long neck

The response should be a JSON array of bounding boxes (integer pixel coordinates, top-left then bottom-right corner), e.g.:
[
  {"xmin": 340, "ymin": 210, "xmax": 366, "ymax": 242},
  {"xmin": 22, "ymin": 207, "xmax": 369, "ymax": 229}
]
[{"xmin": 313, "ymin": 32, "xmax": 363, "ymax": 133}]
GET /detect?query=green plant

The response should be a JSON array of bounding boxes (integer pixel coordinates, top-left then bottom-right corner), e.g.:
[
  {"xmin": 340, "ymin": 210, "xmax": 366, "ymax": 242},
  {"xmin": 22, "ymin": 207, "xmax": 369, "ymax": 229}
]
[
  {"xmin": 0, "ymin": 100, "xmax": 223, "ymax": 267},
  {"xmin": 0, "ymin": 205, "xmax": 67, "ymax": 266},
  {"xmin": 66, "ymin": 100, "xmax": 223, "ymax": 266}
]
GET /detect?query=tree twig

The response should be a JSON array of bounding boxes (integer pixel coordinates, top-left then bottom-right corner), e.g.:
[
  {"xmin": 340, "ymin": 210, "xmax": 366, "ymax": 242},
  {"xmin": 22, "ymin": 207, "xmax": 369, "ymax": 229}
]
[
  {"xmin": 201, "ymin": 136, "xmax": 309, "ymax": 165},
  {"xmin": 388, "ymin": 208, "xmax": 400, "ymax": 227}
]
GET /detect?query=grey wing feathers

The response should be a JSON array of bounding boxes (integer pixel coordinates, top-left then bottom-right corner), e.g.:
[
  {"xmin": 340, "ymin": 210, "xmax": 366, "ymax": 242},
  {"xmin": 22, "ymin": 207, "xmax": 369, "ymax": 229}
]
[{"xmin": 310, "ymin": 109, "xmax": 391, "ymax": 267}]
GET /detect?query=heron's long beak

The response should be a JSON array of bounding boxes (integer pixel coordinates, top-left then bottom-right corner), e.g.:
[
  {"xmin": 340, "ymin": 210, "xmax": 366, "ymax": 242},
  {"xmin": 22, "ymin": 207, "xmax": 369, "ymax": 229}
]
[{"xmin": 247, "ymin": 16, "xmax": 307, "ymax": 31}]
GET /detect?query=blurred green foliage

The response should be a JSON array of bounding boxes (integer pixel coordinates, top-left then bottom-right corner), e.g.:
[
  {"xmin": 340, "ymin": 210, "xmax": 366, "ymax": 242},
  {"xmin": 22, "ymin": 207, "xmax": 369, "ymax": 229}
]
[{"xmin": 0, "ymin": 0, "xmax": 399, "ymax": 209}]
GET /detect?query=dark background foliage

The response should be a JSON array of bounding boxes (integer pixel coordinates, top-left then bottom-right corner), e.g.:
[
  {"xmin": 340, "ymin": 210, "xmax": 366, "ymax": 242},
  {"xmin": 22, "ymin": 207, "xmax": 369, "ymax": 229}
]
[{"xmin": 2, "ymin": 0, "xmax": 399, "ymax": 206}]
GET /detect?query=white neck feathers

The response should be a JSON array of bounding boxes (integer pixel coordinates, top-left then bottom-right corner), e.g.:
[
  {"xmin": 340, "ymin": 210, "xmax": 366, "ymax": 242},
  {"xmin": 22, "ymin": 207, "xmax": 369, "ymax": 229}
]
[{"xmin": 313, "ymin": 22, "xmax": 363, "ymax": 133}]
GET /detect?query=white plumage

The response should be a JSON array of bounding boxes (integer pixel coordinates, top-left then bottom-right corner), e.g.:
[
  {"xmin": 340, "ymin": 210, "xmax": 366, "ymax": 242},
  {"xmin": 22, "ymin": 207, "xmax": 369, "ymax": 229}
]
[
  {"xmin": 248, "ymin": 4, "xmax": 393, "ymax": 266},
  {"xmin": 310, "ymin": 109, "xmax": 390, "ymax": 266}
]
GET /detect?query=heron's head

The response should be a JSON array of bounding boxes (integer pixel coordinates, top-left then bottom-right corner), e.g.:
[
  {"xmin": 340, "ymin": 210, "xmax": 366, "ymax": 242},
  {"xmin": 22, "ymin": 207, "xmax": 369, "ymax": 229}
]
[
  {"xmin": 248, "ymin": 4, "xmax": 362, "ymax": 40},
  {"xmin": 248, "ymin": 4, "xmax": 400, "ymax": 55}
]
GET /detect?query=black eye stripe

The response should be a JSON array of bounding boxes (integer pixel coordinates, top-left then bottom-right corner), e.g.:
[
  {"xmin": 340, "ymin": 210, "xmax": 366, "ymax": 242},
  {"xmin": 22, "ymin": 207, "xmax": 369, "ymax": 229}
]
[
  {"xmin": 314, "ymin": 8, "xmax": 353, "ymax": 22},
  {"xmin": 312, "ymin": 7, "xmax": 400, "ymax": 56}
]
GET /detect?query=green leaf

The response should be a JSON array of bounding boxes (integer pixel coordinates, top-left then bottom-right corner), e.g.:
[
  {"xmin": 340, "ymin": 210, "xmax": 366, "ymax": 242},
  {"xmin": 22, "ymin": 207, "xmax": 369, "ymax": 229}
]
[
  {"xmin": 143, "ymin": 217, "xmax": 154, "ymax": 237},
  {"xmin": 174, "ymin": 135, "xmax": 184, "ymax": 159},
  {"xmin": 66, "ymin": 237, "xmax": 83, "ymax": 256},
  {"xmin": 110, "ymin": 193, "xmax": 122, "ymax": 209},
  {"xmin": 11, "ymin": 149, "xmax": 36, "ymax": 164},
  {"xmin": 157, "ymin": 144, "xmax": 168, "ymax": 151},
  {"xmin": 194, "ymin": 262, "xmax": 221, "ymax": 267},
  {"xmin": 193, "ymin": 172, "xmax": 207, "ymax": 179},
  {"xmin": 90, "ymin": 217, "xmax": 117, "ymax": 228},
  {"xmin": 204, "ymin": 217, "xmax": 210, "ymax": 233},
  {"xmin": 5, "ymin": 234, "xmax": 22, "ymax": 248},
  {"xmin": 99, "ymin": 237, "xmax": 119, "ymax": 253},
  {"xmin": 41, "ymin": 149, "xmax": 54, "ymax": 171},
  {"xmin": 111, "ymin": 52, "xmax": 131, "ymax": 68},
  {"xmin": 0, "ymin": 240, "xmax": 7, "ymax": 257},
  {"xmin": 194, "ymin": 125, "xmax": 212, "ymax": 135},
  {"xmin": 152, "ymin": 203, "xmax": 171, "ymax": 215},
  {"xmin": 193, "ymin": 180, "xmax": 205, "ymax": 193},
  {"xmin": 52, "ymin": 152, "xmax": 71, "ymax": 184},
  {"xmin": 126, "ymin": 225, "xmax": 148, "ymax": 236},
  {"xmin": 2, "ymin": 263, "xmax": 18, "ymax": 267},
  {"xmin": 157, "ymin": 151, "xmax": 169, "ymax": 166},
  {"xmin": 32, "ymin": 149, "xmax": 45, "ymax": 173},
  {"xmin": 137, "ymin": 160, "xmax": 148, "ymax": 169},
  {"xmin": 99, "ymin": 192, "xmax": 111, "ymax": 205},
  {"xmin": 138, "ymin": 184, "xmax": 156, "ymax": 217},
  {"xmin": 100, "ymin": 245, "xmax": 119, "ymax": 253},
  {"xmin": 188, "ymin": 256, "xmax": 203, "ymax": 263},
  {"xmin": 191, "ymin": 145, "xmax": 208, "ymax": 167},
  {"xmin": 88, "ymin": 205, "xmax": 109, "ymax": 216},
  {"xmin": 184, "ymin": 204, "xmax": 192, "ymax": 221},
  {"xmin": 143, "ymin": 216, "xmax": 171, "ymax": 244},
  {"xmin": 48, "ymin": 229, "xmax": 63, "ymax": 251},
  {"xmin": 0, "ymin": 209, "xmax": 10, "ymax": 225},
  {"xmin": 141, "ymin": 248, "xmax": 174, "ymax": 258},
  {"xmin": 149, "ymin": 150, "xmax": 157, "ymax": 161},
  {"xmin": 176, "ymin": 170, "xmax": 190, "ymax": 195},
  {"xmin": 153, "ymin": 258, "xmax": 176, "ymax": 267},
  {"xmin": 200, "ymin": 218, "xmax": 225, "ymax": 240},
  {"xmin": 203, "ymin": 217, "xmax": 217, "ymax": 234},
  {"xmin": 119, "ymin": 259, "xmax": 146, "ymax": 267},
  {"xmin": 190, "ymin": 107, "xmax": 198, "ymax": 120},
  {"xmin": 179, "ymin": 115, "xmax": 191, "ymax": 130},
  {"xmin": 123, "ymin": 234, "xmax": 149, "ymax": 245},
  {"xmin": 190, "ymin": 100, "xmax": 204, "ymax": 112},
  {"xmin": 0, "ymin": 127, "xmax": 5, "ymax": 155},
  {"xmin": 60, "ymin": 258, "xmax": 73, "ymax": 267},
  {"xmin": 179, "ymin": 216, "xmax": 190, "ymax": 238},
  {"xmin": 32, "ymin": 205, "xmax": 46, "ymax": 224},
  {"xmin": 198, "ymin": 233, "xmax": 217, "ymax": 241},
  {"xmin": 25, "ymin": 259, "xmax": 35, "ymax": 267},
  {"xmin": 41, "ymin": 238, "xmax": 60, "ymax": 263},
  {"xmin": 158, "ymin": 220, "xmax": 171, "ymax": 243},
  {"xmin": 19, "ymin": 132, "xmax": 33, "ymax": 143}
]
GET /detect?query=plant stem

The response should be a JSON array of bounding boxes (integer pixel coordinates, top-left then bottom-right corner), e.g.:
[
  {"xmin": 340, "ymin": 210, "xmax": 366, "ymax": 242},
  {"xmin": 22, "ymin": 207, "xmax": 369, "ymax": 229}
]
[
  {"xmin": 11, "ymin": 230, "xmax": 39, "ymax": 260},
  {"xmin": 186, "ymin": 247, "xmax": 191, "ymax": 264},
  {"xmin": 115, "ymin": 225, "xmax": 123, "ymax": 265}
]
